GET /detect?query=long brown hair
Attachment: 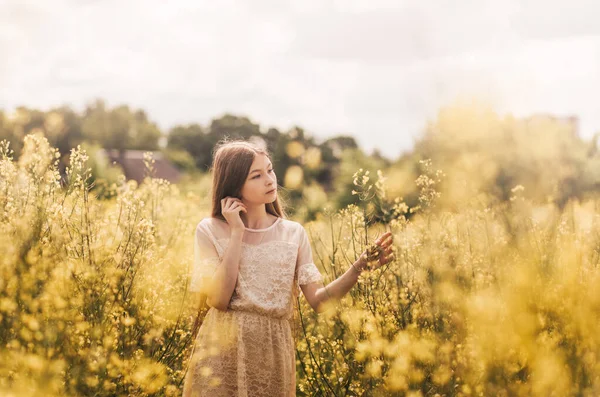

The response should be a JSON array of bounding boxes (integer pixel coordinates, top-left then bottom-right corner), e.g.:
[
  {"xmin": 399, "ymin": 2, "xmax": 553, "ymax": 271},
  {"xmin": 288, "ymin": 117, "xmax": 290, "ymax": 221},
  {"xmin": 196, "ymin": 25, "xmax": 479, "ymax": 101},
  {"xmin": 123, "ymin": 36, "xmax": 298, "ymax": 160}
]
[{"xmin": 210, "ymin": 138, "xmax": 286, "ymax": 220}]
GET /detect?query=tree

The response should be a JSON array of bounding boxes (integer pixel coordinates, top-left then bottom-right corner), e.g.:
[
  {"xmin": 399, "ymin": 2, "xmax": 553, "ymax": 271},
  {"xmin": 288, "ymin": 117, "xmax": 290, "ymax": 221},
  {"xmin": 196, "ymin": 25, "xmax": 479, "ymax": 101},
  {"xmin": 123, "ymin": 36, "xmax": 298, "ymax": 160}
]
[
  {"xmin": 208, "ymin": 114, "xmax": 260, "ymax": 140},
  {"xmin": 81, "ymin": 99, "xmax": 161, "ymax": 151},
  {"xmin": 167, "ymin": 124, "xmax": 212, "ymax": 170}
]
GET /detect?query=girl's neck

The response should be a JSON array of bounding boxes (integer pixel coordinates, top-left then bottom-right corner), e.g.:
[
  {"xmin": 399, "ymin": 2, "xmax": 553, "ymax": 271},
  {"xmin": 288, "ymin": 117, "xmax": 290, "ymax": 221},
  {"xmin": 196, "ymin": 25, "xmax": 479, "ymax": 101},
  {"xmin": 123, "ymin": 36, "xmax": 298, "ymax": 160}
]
[{"xmin": 239, "ymin": 206, "xmax": 274, "ymax": 229}]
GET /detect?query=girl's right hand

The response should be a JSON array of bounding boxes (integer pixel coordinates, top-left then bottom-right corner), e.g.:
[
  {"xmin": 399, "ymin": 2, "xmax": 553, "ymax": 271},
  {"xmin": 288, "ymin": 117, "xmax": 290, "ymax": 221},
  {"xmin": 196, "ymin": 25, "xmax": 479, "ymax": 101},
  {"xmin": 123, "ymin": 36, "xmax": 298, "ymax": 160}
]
[{"xmin": 221, "ymin": 197, "xmax": 247, "ymax": 232}]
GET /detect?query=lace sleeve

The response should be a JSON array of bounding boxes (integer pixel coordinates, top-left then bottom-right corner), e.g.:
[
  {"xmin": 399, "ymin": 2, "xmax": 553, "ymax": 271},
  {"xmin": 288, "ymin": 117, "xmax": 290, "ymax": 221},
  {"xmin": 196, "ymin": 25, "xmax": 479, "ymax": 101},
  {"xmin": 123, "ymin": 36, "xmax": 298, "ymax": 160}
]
[
  {"xmin": 190, "ymin": 222, "xmax": 221, "ymax": 293},
  {"xmin": 296, "ymin": 225, "xmax": 323, "ymax": 288}
]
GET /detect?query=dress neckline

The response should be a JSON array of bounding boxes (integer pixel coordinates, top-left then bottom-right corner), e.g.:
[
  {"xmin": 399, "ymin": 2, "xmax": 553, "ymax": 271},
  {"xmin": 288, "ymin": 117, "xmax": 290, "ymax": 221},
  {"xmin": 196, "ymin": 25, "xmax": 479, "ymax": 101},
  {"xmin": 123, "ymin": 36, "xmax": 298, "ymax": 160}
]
[
  {"xmin": 245, "ymin": 216, "xmax": 281, "ymax": 232},
  {"xmin": 213, "ymin": 216, "xmax": 281, "ymax": 232}
]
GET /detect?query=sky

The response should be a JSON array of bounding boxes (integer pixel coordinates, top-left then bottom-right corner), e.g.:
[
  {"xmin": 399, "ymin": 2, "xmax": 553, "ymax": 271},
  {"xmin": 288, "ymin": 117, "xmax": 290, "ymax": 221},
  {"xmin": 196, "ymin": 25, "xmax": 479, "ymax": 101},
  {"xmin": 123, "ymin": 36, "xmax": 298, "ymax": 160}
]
[{"xmin": 1, "ymin": 0, "xmax": 600, "ymax": 159}]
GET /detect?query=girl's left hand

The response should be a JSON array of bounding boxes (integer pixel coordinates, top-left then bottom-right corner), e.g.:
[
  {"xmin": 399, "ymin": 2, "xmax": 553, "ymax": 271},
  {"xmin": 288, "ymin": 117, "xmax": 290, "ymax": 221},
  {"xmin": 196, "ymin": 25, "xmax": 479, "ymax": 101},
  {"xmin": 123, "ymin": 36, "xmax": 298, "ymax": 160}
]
[{"xmin": 358, "ymin": 231, "xmax": 395, "ymax": 271}]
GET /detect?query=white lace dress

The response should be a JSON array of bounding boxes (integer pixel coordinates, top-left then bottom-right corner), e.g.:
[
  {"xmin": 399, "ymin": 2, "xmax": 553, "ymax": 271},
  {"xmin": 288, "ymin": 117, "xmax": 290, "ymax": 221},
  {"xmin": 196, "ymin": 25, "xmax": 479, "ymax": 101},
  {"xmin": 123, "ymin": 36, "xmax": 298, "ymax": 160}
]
[{"xmin": 182, "ymin": 216, "xmax": 323, "ymax": 397}]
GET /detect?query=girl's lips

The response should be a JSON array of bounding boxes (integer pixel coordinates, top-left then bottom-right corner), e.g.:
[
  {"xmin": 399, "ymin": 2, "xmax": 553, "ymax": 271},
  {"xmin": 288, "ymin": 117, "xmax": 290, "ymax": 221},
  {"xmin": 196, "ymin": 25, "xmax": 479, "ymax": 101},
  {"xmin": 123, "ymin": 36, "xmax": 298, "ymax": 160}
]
[{"xmin": 266, "ymin": 188, "xmax": 276, "ymax": 194}]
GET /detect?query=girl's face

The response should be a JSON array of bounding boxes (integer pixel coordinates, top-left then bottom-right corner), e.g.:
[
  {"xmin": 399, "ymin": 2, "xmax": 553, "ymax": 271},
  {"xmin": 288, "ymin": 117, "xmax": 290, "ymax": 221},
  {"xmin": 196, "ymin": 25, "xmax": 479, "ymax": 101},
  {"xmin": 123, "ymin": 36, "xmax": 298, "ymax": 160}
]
[{"xmin": 240, "ymin": 153, "xmax": 277, "ymax": 204}]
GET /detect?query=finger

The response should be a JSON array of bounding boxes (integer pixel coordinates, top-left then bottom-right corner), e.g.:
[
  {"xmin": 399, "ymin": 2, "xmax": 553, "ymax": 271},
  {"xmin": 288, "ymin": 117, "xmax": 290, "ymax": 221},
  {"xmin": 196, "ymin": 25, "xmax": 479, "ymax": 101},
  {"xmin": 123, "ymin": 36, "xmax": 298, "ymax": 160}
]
[
  {"xmin": 378, "ymin": 235, "xmax": 393, "ymax": 248},
  {"xmin": 228, "ymin": 202, "xmax": 245, "ymax": 212},
  {"xmin": 378, "ymin": 248, "xmax": 392, "ymax": 259},
  {"xmin": 235, "ymin": 203, "xmax": 248, "ymax": 213},
  {"xmin": 377, "ymin": 241, "xmax": 392, "ymax": 251},
  {"xmin": 223, "ymin": 200, "xmax": 232, "ymax": 211},
  {"xmin": 375, "ymin": 232, "xmax": 393, "ymax": 245},
  {"xmin": 226, "ymin": 198, "xmax": 239, "ymax": 208},
  {"xmin": 379, "ymin": 232, "xmax": 393, "ymax": 243},
  {"xmin": 231, "ymin": 198, "xmax": 246, "ymax": 208}
]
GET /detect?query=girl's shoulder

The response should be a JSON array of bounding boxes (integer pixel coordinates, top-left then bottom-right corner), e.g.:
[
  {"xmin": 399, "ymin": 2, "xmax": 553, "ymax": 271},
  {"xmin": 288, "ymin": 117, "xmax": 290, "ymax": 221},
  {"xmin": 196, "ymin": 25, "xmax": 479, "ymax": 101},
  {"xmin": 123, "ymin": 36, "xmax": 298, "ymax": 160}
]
[
  {"xmin": 196, "ymin": 217, "xmax": 213, "ymax": 230},
  {"xmin": 196, "ymin": 217, "xmax": 230, "ymax": 243},
  {"xmin": 199, "ymin": 216, "xmax": 290, "ymax": 229},
  {"xmin": 196, "ymin": 216, "xmax": 226, "ymax": 235},
  {"xmin": 277, "ymin": 219, "xmax": 309, "ymax": 244},
  {"xmin": 275, "ymin": 217, "xmax": 303, "ymax": 231},
  {"xmin": 197, "ymin": 216, "xmax": 304, "ymax": 238},
  {"xmin": 276, "ymin": 217, "xmax": 294, "ymax": 226}
]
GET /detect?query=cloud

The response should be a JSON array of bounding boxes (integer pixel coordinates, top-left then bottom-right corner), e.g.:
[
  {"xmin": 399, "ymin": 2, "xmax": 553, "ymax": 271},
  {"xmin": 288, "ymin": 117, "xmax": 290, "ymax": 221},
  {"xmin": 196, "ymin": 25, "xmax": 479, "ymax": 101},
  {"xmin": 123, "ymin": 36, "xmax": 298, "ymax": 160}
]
[
  {"xmin": 511, "ymin": 0, "xmax": 600, "ymax": 40},
  {"xmin": 1, "ymin": 0, "xmax": 600, "ymax": 159},
  {"xmin": 288, "ymin": 1, "xmax": 520, "ymax": 61}
]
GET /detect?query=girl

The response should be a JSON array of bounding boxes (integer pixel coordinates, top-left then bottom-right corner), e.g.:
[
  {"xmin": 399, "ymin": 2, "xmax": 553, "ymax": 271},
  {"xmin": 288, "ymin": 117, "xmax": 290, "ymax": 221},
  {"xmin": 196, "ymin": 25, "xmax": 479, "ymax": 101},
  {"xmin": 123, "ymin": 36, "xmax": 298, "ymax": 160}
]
[{"xmin": 182, "ymin": 139, "xmax": 394, "ymax": 397}]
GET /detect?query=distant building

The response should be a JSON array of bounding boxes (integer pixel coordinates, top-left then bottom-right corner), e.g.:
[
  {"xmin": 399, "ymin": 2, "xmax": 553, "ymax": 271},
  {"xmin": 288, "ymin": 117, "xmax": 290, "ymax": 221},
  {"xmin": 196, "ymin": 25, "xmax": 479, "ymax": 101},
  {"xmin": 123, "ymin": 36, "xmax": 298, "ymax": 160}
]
[{"xmin": 97, "ymin": 149, "xmax": 182, "ymax": 184}]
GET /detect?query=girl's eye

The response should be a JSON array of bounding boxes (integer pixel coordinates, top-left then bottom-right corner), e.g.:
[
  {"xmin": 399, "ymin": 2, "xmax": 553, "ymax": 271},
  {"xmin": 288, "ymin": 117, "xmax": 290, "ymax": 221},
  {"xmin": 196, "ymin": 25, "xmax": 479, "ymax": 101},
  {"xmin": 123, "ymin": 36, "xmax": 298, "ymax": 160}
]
[{"xmin": 252, "ymin": 169, "xmax": 274, "ymax": 179}]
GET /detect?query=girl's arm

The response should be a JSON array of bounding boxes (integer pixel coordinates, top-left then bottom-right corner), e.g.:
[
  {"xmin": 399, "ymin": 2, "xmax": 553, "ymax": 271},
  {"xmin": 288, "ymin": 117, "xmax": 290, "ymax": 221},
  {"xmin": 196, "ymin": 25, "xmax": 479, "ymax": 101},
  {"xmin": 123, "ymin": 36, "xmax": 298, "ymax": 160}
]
[
  {"xmin": 303, "ymin": 232, "xmax": 394, "ymax": 313},
  {"xmin": 205, "ymin": 229, "xmax": 245, "ymax": 311},
  {"xmin": 304, "ymin": 256, "xmax": 366, "ymax": 313}
]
